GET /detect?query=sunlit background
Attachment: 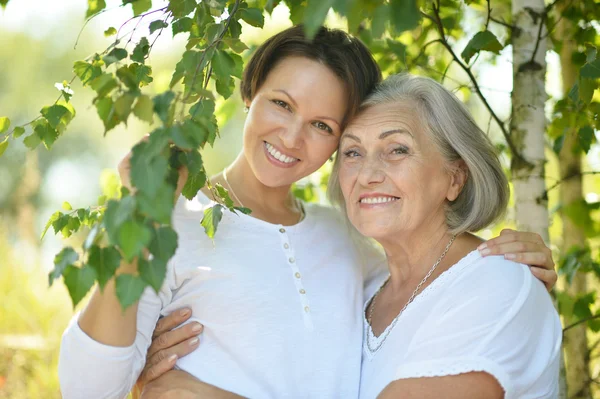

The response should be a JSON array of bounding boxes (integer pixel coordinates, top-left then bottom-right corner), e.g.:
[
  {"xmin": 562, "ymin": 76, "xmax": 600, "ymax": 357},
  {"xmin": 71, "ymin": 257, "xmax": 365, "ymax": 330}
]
[{"xmin": 0, "ymin": 1, "xmax": 599, "ymax": 398}]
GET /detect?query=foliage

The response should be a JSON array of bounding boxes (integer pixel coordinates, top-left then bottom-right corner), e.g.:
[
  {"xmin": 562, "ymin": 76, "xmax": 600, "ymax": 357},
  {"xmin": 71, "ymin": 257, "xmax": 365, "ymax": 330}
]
[{"xmin": 1, "ymin": 1, "xmax": 600, "ymax": 393}]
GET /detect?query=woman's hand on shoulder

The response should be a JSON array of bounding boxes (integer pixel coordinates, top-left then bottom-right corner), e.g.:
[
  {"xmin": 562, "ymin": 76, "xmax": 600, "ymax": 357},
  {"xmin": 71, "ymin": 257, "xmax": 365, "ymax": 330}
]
[
  {"xmin": 478, "ymin": 228, "xmax": 557, "ymax": 291},
  {"xmin": 133, "ymin": 308, "xmax": 202, "ymax": 396}
]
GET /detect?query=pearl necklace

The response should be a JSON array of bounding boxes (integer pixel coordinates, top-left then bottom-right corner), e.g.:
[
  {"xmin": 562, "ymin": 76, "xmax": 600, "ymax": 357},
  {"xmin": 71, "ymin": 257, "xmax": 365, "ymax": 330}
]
[{"xmin": 366, "ymin": 234, "xmax": 457, "ymax": 354}]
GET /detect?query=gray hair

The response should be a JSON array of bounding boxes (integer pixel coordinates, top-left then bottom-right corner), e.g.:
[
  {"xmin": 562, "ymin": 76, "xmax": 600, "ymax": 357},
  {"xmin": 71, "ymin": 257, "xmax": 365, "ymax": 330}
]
[{"xmin": 328, "ymin": 73, "xmax": 509, "ymax": 234}]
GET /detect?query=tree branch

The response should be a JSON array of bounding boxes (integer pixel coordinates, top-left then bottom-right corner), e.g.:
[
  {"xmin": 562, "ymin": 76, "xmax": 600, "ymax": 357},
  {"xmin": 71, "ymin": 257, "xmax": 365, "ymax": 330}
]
[
  {"xmin": 563, "ymin": 313, "xmax": 600, "ymax": 333},
  {"xmin": 544, "ymin": 171, "xmax": 600, "ymax": 194},
  {"xmin": 427, "ymin": 6, "xmax": 526, "ymax": 164}
]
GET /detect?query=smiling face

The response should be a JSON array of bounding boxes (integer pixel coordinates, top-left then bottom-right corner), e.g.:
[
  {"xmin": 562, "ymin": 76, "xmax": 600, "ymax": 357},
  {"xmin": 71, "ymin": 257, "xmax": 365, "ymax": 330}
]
[
  {"xmin": 338, "ymin": 101, "xmax": 466, "ymax": 241},
  {"xmin": 242, "ymin": 56, "xmax": 348, "ymax": 188}
]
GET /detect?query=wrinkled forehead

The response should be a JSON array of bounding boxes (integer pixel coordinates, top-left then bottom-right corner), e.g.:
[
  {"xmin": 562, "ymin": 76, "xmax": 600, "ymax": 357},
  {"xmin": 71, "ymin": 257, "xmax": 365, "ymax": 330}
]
[{"xmin": 343, "ymin": 101, "xmax": 422, "ymax": 137}]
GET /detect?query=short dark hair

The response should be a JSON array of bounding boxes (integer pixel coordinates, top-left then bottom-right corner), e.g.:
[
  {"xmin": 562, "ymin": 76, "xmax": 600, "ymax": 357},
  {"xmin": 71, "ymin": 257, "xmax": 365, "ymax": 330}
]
[{"xmin": 240, "ymin": 25, "xmax": 382, "ymax": 127}]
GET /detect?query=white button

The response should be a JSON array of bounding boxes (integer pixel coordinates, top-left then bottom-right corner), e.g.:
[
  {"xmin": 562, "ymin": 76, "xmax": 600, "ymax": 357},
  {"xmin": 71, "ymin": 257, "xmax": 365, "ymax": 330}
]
[
  {"xmin": 295, "ymin": 272, "xmax": 301, "ymax": 278},
  {"xmin": 284, "ymin": 243, "xmax": 289, "ymax": 249},
  {"xmin": 279, "ymin": 228, "xmax": 286, "ymax": 233},
  {"xmin": 289, "ymin": 257, "xmax": 295, "ymax": 263},
  {"xmin": 299, "ymin": 289, "xmax": 306, "ymax": 294},
  {"xmin": 304, "ymin": 306, "xmax": 310, "ymax": 312}
]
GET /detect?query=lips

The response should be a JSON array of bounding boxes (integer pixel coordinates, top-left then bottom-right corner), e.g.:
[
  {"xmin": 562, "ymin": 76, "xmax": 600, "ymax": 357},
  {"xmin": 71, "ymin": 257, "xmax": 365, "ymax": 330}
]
[
  {"xmin": 263, "ymin": 141, "xmax": 300, "ymax": 165},
  {"xmin": 358, "ymin": 193, "xmax": 400, "ymax": 206}
]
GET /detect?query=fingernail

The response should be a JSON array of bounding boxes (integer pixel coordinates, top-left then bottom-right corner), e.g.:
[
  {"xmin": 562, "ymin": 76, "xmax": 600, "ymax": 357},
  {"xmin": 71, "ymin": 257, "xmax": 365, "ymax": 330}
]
[
  {"xmin": 168, "ymin": 354, "xmax": 178, "ymax": 362},
  {"xmin": 180, "ymin": 308, "xmax": 190, "ymax": 317},
  {"xmin": 479, "ymin": 248, "xmax": 491, "ymax": 256},
  {"xmin": 505, "ymin": 253, "xmax": 516, "ymax": 260},
  {"xmin": 189, "ymin": 337, "xmax": 199, "ymax": 346},
  {"xmin": 192, "ymin": 323, "xmax": 203, "ymax": 333},
  {"xmin": 477, "ymin": 243, "xmax": 487, "ymax": 251}
]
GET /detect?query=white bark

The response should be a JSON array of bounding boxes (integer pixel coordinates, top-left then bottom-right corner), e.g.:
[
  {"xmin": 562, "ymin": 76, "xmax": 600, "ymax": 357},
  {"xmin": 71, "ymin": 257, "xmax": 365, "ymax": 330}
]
[{"xmin": 511, "ymin": 1, "xmax": 568, "ymax": 397}]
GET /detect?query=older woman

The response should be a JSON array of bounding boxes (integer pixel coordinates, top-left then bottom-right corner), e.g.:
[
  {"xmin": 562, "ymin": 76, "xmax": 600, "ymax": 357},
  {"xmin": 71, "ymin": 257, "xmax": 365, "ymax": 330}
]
[{"xmin": 329, "ymin": 74, "xmax": 561, "ymax": 398}]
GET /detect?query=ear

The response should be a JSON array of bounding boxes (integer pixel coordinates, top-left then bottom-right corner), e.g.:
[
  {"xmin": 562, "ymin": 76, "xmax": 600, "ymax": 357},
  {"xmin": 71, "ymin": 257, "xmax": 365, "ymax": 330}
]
[{"xmin": 446, "ymin": 160, "xmax": 468, "ymax": 202}]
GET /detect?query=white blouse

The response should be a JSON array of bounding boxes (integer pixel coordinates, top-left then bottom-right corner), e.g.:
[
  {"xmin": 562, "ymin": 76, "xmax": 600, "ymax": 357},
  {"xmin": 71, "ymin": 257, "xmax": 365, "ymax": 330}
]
[
  {"xmin": 359, "ymin": 250, "xmax": 562, "ymax": 399},
  {"xmin": 58, "ymin": 192, "xmax": 386, "ymax": 399}
]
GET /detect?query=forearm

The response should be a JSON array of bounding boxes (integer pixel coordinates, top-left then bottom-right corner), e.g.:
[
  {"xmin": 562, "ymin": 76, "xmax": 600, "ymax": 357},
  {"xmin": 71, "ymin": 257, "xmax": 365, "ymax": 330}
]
[
  {"xmin": 78, "ymin": 259, "xmax": 139, "ymax": 346},
  {"xmin": 140, "ymin": 370, "xmax": 247, "ymax": 399}
]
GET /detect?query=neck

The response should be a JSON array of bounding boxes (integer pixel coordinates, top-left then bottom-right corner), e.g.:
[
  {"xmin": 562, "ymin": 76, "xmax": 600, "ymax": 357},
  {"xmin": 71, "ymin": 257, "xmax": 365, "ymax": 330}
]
[
  {"xmin": 378, "ymin": 221, "xmax": 455, "ymax": 293},
  {"xmin": 218, "ymin": 153, "xmax": 301, "ymax": 224}
]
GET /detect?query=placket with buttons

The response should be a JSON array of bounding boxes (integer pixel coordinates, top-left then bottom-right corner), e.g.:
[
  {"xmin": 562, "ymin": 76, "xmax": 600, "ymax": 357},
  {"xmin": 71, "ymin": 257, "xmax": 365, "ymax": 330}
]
[{"xmin": 278, "ymin": 226, "xmax": 314, "ymax": 331}]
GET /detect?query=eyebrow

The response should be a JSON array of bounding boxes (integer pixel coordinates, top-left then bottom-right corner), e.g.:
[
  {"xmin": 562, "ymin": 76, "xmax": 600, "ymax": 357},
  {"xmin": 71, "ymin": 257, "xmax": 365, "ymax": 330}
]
[
  {"xmin": 273, "ymin": 89, "xmax": 341, "ymax": 129},
  {"xmin": 341, "ymin": 129, "xmax": 413, "ymax": 143}
]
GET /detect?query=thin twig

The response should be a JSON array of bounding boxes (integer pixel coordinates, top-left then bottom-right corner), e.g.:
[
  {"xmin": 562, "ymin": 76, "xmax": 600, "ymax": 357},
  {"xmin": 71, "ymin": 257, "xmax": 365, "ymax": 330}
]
[
  {"xmin": 563, "ymin": 313, "xmax": 600, "ymax": 333},
  {"xmin": 427, "ymin": 5, "xmax": 526, "ymax": 164},
  {"xmin": 489, "ymin": 16, "xmax": 516, "ymax": 30},
  {"xmin": 544, "ymin": 171, "xmax": 600, "ymax": 193}
]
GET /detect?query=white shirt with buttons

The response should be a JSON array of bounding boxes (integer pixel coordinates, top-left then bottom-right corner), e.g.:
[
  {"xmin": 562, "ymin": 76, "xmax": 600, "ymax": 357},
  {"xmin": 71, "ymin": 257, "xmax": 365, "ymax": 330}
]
[{"xmin": 59, "ymin": 191, "xmax": 387, "ymax": 399}]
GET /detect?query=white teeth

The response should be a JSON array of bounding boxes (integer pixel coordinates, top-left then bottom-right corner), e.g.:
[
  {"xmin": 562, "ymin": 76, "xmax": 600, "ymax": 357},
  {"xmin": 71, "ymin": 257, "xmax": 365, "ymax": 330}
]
[
  {"xmin": 265, "ymin": 142, "xmax": 298, "ymax": 164},
  {"xmin": 360, "ymin": 197, "xmax": 398, "ymax": 204}
]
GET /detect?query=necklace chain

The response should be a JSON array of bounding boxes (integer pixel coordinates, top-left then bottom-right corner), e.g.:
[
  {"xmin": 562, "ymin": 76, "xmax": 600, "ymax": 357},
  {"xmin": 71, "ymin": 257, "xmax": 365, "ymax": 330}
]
[
  {"xmin": 222, "ymin": 167, "xmax": 245, "ymax": 208},
  {"xmin": 366, "ymin": 234, "xmax": 457, "ymax": 354},
  {"xmin": 222, "ymin": 167, "xmax": 305, "ymax": 223}
]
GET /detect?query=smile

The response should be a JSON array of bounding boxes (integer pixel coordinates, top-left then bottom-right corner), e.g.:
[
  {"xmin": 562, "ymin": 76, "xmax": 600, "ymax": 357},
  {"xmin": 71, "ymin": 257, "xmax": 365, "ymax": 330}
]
[
  {"xmin": 359, "ymin": 196, "xmax": 400, "ymax": 205},
  {"xmin": 264, "ymin": 142, "xmax": 300, "ymax": 165}
]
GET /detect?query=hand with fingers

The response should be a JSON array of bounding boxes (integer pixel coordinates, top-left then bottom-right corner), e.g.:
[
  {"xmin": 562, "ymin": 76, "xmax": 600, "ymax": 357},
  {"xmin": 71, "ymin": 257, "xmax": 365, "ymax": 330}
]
[
  {"xmin": 478, "ymin": 228, "xmax": 557, "ymax": 291},
  {"xmin": 132, "ymin": 308, "xmax": 203, "ymax": 398}
]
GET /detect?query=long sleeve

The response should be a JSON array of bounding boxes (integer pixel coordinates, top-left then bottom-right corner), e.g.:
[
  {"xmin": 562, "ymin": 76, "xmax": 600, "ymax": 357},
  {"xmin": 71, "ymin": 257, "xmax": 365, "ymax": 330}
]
[{"xmin": 58, "ymin": 285, "xmax": 168, "ymax": 399}]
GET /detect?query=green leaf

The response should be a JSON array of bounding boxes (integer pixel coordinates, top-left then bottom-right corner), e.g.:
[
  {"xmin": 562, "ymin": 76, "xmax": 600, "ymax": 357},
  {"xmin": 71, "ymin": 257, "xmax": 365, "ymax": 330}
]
[
  {"xmin": 34, "ymin": 120, "xmax": 59, "ymax": 149},
  {"xmin": 182, "ymin": 169, "xmax": 207, "ymax": 200},
  {"xmin": 131, "ymin": 37, "xmax": 150, "ymax": 63},
  {"xmin": 104, "ymin": 27, "xmax": 117, "ymax": 37},
  {"xmin": 149, "ymin": 20, "xmax": 168, "ymax": 34},
  {"xmin": 389, "ymin": 0, "xmax": 420, "ymax": 35},
  {"xmin": 127, "ymin": 0, "xmax": 152, "ymax": 16},
  {"xmin": 371, "ymin": 4, "xmax": 389, "ymax": 38},
  {"xmin": 130, "ymin": 145, "xmax": 168, "ymax": 197},
  {"xmin": 118, "ymin": 220, "xmax": 152, "ymax": 261},
  {"xmin": 114, "ymin": 93, "xmax": 136, "ymax": 122},
  {"xmin": 223, "ymin": 37, "xmax": 248, "ymax": 53},
  {"xmin": 239, "ymin": 8, "xmax": 264, "ymax": 27},
  {"xmin": 138, "ymin": 257, "xmax": 167, "ymax": 293},
  {"xmin": 12, "ymin": 126, "xmax": 25, "ymax": 138},
  {"xmin": 41, "ymin": 104, "xmax": 69, "ymax": 129},
  {"xmin": 103, "ymin": 48, "xmax": 128, "ymax": 66},
  {"xmin": 578, "ymin": 125, "xmax": 594, "ymax": 153},
  {"xmin": 86, "ymin": 0, "xmax": 106, "ymax": 18},
  {"xmin": 581, "ymin": 59, "xmax": 600, "ymax": 79},
  {"xmin": 73, "ymin": 60, "xmax": 102, "ymax": 86},
  {"xmin": 62, "ymin": 201, "xmax": 73, "ymax": 211},
  {"xmin": 133, "ymin": 94, "xmax": 154, "ymax": 123},
  {"xmin": 0, "ymin": 117, "xmax": 10, "ymax": 133},
  {"xmin": 49, "ymin": 247, "xmax": 79, "ymax": 286},
  {"xmin": 168, "ymin": 0, "xmax": 197, "ymax": 18},
  {"xmin": 115, "ymin": 274, "xmax": 147, "ymax": 310},
  {"xmin": 553, "ymin": 134, "xmax": 565, "ymax": 155},
  {"xmin": 87, "ymin": 245, "xmax": 122, "ymax": 290},
  {"xmin": 0, "ymin": 138, "xmax": 8, "ymax": 157},
  {"xmin": 215, "ymin": 77, "xmax": 235, "ymax": 99},
  {"xmin": 201, "ymin": 204, "xmax": 224, "ymax": 239},
  {"xmin": 189, "ymin": 99, "xmax": 215, "ymax": 120},
  {"xmin": 586, "ymin": 44, "xmax": 597, "ymax": 63},
  {"xmin": 149, "ymin": 226, "xmax": 178, "ymax": 262},
  {"xmin": 96, "ymin": 97, "xmax": 120, "ymax": 132},
  {"xmin": 579, "ymin": 78, "xmax": 596, "ymax": 104},
  {"xmin": 573, "ymin": 292, "xmax": 595, "ymax": 320},
  {"xmin": 303, "ymin": 0, "xmax": 334, "ymax": 39},
  {"xmin": 153, "ymin": 91, "xmax": 176, "ymax": 124},
  {"xmin": 83, "ymin": 223, "xmax": 101, "ymax": 250},
  {"xmin": 234, "ymin": 206, "xmax": 252, "ymax": 215},
  {"xmin": 103, "ymin": 197, "xmax": 137, "ymax": 244},
  {"xmin": 461, "ymin": 30, "xmax": 504, "ymax": 63},
  {"xmin": 215, "ymin": 184, "xmax": 234, "ymax": 208},
  {"xmin": 211, "ymin": 50, "xmax": 236, "ymax": 81},
  {"xmin": 23, "ymin": 133, "xmax": 41, "ymax": 149},
  {"xmin": 137, "ymin": 183, "xmax": 175, "ymax": 224},
  {"xmin": 63, "ymin": 264, "xmax": 97, "ymax": 307},
  {"xmin": 90, "ymin": 73, "xmax": 119, "ymax": 97},
  {"xmin": 172, "ymin": 17, "xmax": 193, "ymax": 36}
]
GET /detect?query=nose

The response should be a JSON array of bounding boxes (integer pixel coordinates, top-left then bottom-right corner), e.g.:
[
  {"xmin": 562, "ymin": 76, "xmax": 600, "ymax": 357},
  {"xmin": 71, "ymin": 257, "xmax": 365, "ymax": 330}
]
[
  {"xmin": 278, "ymin": 118, "xmax": 303, "ymax": 149},
  {"xmin": 357, "ymin": 155, "xmax": 386, "ymax": 187}
]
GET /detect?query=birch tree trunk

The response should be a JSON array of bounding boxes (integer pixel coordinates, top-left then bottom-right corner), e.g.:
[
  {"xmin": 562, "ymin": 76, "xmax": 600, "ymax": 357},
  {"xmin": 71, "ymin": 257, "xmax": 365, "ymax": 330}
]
[
  {"xmin": 556, "ymin": 3, "xmax": 591, "ymax": 397},
  {"xmin": 510, "ymin": 0, "xmax": 567, "ymax": 397}
]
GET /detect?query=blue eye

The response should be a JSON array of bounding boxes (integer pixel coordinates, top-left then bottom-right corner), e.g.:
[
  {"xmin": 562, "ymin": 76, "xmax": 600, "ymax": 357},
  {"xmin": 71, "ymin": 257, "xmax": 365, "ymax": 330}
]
[
  {"xmin": 392, "ymin": 146, "xmax": 409, "ymax": 155},
  {"xmin": 272, "ymin": 99, "xmax": 291, "ymax": 111},
  {"xmin": 343, "ymin": 149, "xmax": 360, "ymax": 158},
  {"xmin": 313, "ymin": 121, "xmax": 333, "ymax": 134}
]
